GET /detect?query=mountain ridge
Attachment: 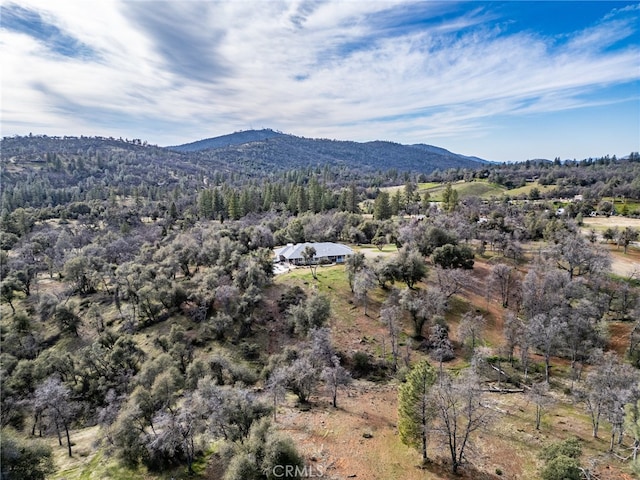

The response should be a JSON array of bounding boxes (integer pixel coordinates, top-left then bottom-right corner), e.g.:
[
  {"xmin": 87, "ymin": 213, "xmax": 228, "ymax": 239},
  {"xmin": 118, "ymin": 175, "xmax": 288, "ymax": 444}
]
[
  {"xmin": 167, "ymin": 129, "xmax": 491, "ymax": 173},
  {"xmin": 169, "ymin": 129, "xmax": 490, "ymax": 161}
]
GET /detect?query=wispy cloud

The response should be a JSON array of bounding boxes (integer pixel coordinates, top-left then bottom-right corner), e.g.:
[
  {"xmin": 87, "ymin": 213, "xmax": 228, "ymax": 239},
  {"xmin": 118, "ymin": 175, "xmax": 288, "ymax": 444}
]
[
  {"xmin": 0, "ymin": 3, "xmax": 98, "ymax": 59},
  {"xmin": 1, "ymin": 0, "xmax": 638, "ymax": 160}
]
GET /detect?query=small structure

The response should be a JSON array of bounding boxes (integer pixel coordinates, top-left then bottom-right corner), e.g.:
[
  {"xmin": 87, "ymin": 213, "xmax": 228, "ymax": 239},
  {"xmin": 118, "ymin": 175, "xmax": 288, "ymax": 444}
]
[{"xmin": 274, "ymin": 242, "xmax": 354, "ymax": 266}]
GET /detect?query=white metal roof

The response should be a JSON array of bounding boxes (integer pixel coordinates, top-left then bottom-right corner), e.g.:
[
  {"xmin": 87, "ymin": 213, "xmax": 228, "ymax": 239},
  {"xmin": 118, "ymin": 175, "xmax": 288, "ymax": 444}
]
[{"xmin": 274, "ymin": 242, "xmax": 354, "ymax": 260}]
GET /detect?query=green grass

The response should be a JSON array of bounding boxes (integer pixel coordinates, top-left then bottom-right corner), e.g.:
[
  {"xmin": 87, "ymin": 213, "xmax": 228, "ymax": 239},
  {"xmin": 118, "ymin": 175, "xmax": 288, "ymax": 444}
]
[
  {"xmin": 356, "ymin": 243, "xmax": 398, "ymax": 254},
  {"xmin": 52, "ymin": 449, "xmax": 150, "ymax": 480},
  {"xmin": 416, "ymin": 182, "xmax": 441, "ymax": 192},
  {"xmin": 381, "ymin": 179, "xmax": 572, "ymax": 202},
  {"xmin": 386, "ymin": 180, "xmax": 507, "ymax": 201},
  {"xmin": 276, "ymin": 264, "xmax": 357, "ymax": 324},
  {"xmin": 53, "ymin": 445, "xmax": 219, "ymax": 480},
  {"xmin": 505, "ymin": 182, "xmax": 556, "ymax": 197}
]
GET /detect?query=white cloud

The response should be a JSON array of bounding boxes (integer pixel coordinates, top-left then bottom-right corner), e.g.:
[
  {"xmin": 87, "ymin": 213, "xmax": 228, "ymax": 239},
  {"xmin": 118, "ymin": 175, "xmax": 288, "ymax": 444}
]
[{"xmin": 1, "ymin": 0, "xmax": 638, "ymax": 160}]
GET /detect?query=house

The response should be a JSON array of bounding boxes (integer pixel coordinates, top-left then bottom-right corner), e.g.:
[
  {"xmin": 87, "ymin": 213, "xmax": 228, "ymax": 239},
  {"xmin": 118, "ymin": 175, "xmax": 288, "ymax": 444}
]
[{"xmin": 274, "ymin": 242, "xmax": 354, "ymax": 266}]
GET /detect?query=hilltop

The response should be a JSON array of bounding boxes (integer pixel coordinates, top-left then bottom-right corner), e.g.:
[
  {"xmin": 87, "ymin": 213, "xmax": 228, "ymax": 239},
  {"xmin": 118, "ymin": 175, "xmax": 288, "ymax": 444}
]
[{"xmin": 168, "ymin": 129, "xmax": 491, "ymax": 173}]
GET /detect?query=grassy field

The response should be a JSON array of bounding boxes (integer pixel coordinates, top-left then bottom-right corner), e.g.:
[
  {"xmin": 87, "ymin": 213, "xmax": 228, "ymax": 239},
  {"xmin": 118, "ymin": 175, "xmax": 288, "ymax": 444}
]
[
  {"xmin": 505, "ymin": 181, "xmax": 556, "ymax": 197},
  {"xmin": 416, "ymin": 180, "xmax": 506, "ymax": 201},
  {"xmin": 382, "ymin": 180, "xmax": 561, "ymax": 202}
]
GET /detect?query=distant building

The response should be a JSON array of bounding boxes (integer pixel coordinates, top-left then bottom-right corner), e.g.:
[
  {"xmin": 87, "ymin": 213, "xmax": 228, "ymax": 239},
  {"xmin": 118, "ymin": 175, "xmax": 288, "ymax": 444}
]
[{"xmin": 274, "ymin": 242, "xmax": 354, "ymax": 266}]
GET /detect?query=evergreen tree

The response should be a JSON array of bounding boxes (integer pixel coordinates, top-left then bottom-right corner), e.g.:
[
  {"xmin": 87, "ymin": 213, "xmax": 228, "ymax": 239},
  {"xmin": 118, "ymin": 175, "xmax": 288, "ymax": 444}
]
[
  {"xmin": 309, "ymin": 178, "xmax": 323, "ymax": 213},
  {"xmin": 373, "ymin": 191, "xmax": 392, "ymax": 220},
  {"xmin": 296, "ymin": 185, "xmax": 309, "ymax": 214},
  {"xmin": 398, "ymin": 360, "xmax": 437, "ymax": 464},
  {"xmin": 228, "ymin": 191, "xmax": 242, "ymax": 220},
  {"xmin": 391, "ymin": 189, "xmax": 401, "ymax": 216},
  {"xmin": 441, "ymin": 183, "xmax": 459, "ymax": 212}
]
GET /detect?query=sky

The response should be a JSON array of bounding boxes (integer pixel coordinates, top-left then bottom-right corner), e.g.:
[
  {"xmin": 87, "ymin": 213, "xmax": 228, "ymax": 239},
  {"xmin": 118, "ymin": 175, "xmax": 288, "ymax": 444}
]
[{"xmin": 1, "ymin": 1, "xmax": 639, "ymax": 162}]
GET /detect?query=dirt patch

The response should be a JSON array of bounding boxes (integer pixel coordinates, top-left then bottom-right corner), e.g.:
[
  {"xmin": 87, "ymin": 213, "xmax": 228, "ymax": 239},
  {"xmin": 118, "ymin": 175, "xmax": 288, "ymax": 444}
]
[
  {"xmin": 608, "ymin": 321, "xmax": 634, "ymax": 356},
  {"xmin": 609, "ymin": 246, "xmax": 640, "ymax": 278},
  {"xmin": 273, "ymin": 376, "xmax": 633, "ymax": 480},
  {"xmin": 277, "ymin": 381, "xmax": 504, "ymax": 480}
]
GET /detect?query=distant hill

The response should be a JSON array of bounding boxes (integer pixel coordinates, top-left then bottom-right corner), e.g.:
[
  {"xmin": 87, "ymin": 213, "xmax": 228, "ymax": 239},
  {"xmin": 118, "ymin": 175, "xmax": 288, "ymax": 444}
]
[
  {"xmin": 169, "ymin": 129, "xmax": 286, "ymax": 152},
  {"xmin": 409, "ymin": 143, "xmax": 489, "ymax": 165},
  {"xmin": 0, "ymin": 131, "xmax": 492, "ymax": 202},
  {"xmin": 169, "ymin": 129, "xmax": 490, "ymax": 173}
]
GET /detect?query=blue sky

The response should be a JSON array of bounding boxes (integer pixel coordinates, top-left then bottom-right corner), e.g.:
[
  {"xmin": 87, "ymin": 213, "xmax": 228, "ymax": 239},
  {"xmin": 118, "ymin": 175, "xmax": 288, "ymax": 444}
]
[{"xmin": 1, "ymin": 1, "xmax": 638, "ymax": 161}]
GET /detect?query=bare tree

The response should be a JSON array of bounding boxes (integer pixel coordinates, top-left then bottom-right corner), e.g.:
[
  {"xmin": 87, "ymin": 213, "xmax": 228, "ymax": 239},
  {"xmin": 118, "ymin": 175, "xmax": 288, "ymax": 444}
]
[
  {"xmin": 284, "ymin": 356, "xmax": 320, "ymax": 404},
  {"xmin": 301, "ymin": 245, "xmax": 318, "ymax": 280},
  {"xmin": 527, "ymin": 313, "xmax": 566, "ymax": 383},
  {"xmin": 321, "ymin": 355, "xmax": 352, "ymax": 408},
  {"xmin": 433, "ymin": 370, "xmax": 488, "ymax": 474},
  {"xmin": 617, "ymin": 227, "xmax": 639, "ymax": 254},
  {"xmin": 400, "ymin": 287, "xmax": 446, "ymax": 339},
  {"xmin": 625, "ymin": 399, "xmax": 640, "ymax": 466},
  {"xmin": 502, "ymin": 310, "xmax": 524, "ymax": 366},
  {"xmin": 197, "ymin": 379, "xmax": 270, "ymax": 442},
  {"xmin": 149, "ymin": 392, "xmax": 205, "ymax": 474},
  {"xmin": 308, "ymin": 327, "xmax": 336, "ymax": 368},
  {"xmin": 521, "ymin": 264, "xmax": 570, "ymax": 321},
  {"xmin": 380, "ymin": 300, "xmax": 402, "ymax": 372},
  {"xmin": 553, "ymin": 233, "xmax": 611, "ymax": 280},
  {"xmin": 434, "ymin": 265, "xmax": 469, "ymax": 301},
  {"xmin": 490, "ymin": 263, "xmax": 516, "ymax": 308},
  {"xmin": 527, "ymin": 382, "xmax": 554, "ymax": 430},
  {"xmin": 458, "ymin": 311, "xmax": 486, "ymax": 351},
  {"xmin": 266, "ymin": 368, "xmax": 287, "ymax": 422},
  {"xmin": 429, "ymin": 322, "xmax": 455, "ymax": 379},
  {"xmin": 34, "ymin": 377, "xmax": 76, "ymax": 457},
  {"xmin": 353, "ymin": 266, "xmax": 377, "ymax": 316},
  {"xmin": 576, "ymin": 352, "xmax": 638, "ymax": 439},
  {"xmin": 629, "ymin": 298, "xmax": 640, "ymax": 363},
  {"xmin": 562, "ymin": 300, "xmax": 604, "ymax": 383},
  {"xmin": 345, "ymin": 252, "xmax": 366, "ymax": 292}
]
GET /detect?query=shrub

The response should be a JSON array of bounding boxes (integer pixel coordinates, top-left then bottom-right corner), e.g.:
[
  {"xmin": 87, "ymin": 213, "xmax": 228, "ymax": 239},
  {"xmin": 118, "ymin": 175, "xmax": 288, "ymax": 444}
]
[
  {"xmin": 541, "ymin": 455, "xmax": 581, "ymax": 480},
  {"xmin": 240, "ymin": 342, "xmax": 261, "ymax": 361},
  {"xmin": 1, "ymin": 428, "xmax": 55, "ymax": 480},
  {"xmin": 224, "ymin": 453, "xmax": 262, "ymax": 480},
  {"xmin": 539, "ymin": 437, "xmax": 582, "ymax": 462},
  {"xmin": 352, "ymin": 351, "xmax": 371, "ymax": 377},
  {"xmin": 539, "ymin": 438, "xmax": 582, "ymax": 480},
  {"xmin": 262, "ymin": 433, "xmax": 305, "ymax": 480},
  {"xmin": 277, "ymin": 286, "xmax": 306, "ymax": 313}
]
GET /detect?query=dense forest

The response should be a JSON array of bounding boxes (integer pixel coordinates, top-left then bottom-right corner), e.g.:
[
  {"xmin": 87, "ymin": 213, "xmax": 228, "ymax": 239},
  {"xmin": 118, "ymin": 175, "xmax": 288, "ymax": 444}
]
[{"xmin": 1, "ymin": 134, "xmax": 640, "ymax": 480}]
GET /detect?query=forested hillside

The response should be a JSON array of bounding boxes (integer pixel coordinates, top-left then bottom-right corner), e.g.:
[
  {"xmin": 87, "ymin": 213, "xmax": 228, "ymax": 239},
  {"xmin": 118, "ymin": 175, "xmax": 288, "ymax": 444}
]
[{"xmin": 1, "ymin": 135, "xmax": 640, "ymax": 480}]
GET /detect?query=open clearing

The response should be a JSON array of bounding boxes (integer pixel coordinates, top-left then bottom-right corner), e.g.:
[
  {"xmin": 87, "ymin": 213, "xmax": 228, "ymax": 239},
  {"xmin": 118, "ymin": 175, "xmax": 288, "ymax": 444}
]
[
  {"xmin": 582, "ymin": 216, "xmax": 640, "ymax": 277},
  {"xmin": 583, "ymin": 216, "xmax": 640, "ymax": 230}
]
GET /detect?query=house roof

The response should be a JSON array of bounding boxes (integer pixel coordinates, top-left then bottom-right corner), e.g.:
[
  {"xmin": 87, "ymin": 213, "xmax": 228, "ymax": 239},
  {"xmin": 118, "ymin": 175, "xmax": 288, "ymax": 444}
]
[{"xmin": 274, "ymin": 242, "xmax": 354, "ymax": 260}]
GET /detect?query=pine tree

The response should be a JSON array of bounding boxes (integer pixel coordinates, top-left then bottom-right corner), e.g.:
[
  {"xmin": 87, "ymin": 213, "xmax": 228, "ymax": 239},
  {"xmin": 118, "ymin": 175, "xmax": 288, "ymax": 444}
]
[
  {"xmin": 373, "ymin": 191, "xmax": 392, "ymax": 220},
  {"xmin": 345, "ymin": 183, "xmax": 359, "ymax": 213},
  {"xmin": 398, "ymin": 360, "xmax": 437, "ymax": 464},
  {"xmin": 442, "ymin": 183, "xmax": 459, "ymax": 212}
]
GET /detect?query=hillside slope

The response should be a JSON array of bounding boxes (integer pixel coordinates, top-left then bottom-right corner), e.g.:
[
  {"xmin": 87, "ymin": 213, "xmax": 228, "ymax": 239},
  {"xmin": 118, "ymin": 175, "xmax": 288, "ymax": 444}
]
[{"xmin": 169, "ymin": 129, "xmax": 489, "ymax": 173}]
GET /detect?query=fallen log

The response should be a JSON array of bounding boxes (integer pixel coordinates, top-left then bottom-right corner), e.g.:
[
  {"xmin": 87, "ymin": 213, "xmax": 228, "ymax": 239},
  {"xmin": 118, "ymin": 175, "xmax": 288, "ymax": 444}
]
[{"xmin": 481, "ymin": 387, "xmax": 525, "ymax": 394}]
